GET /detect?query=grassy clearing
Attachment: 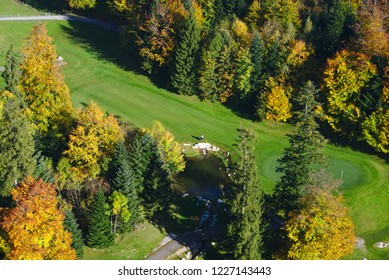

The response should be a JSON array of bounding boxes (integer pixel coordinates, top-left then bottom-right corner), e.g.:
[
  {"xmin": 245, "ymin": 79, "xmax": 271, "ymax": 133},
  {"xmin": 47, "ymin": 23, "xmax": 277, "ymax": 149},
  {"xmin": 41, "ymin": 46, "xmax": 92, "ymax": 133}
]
[
  {"xmin": 0, "ymin": 0, "xmax": 40, "ymax": 16},
  {"xmin": 83, "ymin": 222, "xmax": 165, "ymax": 260},
  {"xmin": 0, "ymin": 17, "xmax": 388, "ymax": 259}
]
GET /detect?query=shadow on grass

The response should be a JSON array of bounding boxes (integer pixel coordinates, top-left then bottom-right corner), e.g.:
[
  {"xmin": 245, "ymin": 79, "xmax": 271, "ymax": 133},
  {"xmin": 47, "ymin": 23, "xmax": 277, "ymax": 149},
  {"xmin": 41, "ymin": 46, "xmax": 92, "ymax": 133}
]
[{"xmin": 19, "ymin": 0, "xmax": 66, "ymax": 12}]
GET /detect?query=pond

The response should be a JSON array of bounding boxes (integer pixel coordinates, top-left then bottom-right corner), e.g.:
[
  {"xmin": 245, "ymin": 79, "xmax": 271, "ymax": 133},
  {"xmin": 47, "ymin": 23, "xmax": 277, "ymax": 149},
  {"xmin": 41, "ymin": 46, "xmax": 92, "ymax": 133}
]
[{"xmin": 176, "ymin": 154, "xmax": 228, "ymax": 201}]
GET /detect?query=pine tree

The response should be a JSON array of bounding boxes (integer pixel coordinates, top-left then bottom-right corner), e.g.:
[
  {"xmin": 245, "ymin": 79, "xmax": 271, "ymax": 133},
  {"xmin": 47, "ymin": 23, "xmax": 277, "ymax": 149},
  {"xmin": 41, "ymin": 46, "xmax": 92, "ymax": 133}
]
[
  {"xmin": 233, "ymin": 47, "xmax": 253, "ymax": 100},
  {"xmin": 273, "ymin": 81, "xmax": 326, "ymax": 217},
  {"xmin": 171, "ymin": 7, "xmax": 202, "ymax": 95},
  {"xmin": 2, "ymin": 45, "xmax": 21, "ymax": 96},
  {"xmin": 0, "ymin": 93, "xmax": 35, "ymax": 196},
  {"xmin": 249, "ymin": 31, "xmax": 265, "ymax": 94},
  {"xmin": 86, "ymin": 190, "xmax": 114, "ymax": 248},
  {"xmin": 64, "ymin": 210, "xmax": 84, "ymax": 259},
  {"xmin": 227, "ymin": 128, "xmax": 264, "ymax": 260}
]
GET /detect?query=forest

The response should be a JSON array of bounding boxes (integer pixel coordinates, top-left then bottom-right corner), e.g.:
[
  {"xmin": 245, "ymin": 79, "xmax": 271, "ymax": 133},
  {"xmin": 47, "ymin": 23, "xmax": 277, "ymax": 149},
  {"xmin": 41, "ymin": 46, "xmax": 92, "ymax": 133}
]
[{"xmin": 0, "ymin": 0, "xmax": 388, "ymax": 260}]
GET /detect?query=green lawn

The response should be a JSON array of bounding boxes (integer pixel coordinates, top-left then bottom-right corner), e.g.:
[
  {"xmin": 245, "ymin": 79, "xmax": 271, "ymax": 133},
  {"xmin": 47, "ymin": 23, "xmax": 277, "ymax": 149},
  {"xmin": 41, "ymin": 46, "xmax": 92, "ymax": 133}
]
[
  {"xmin": 83, "ymin": 222, "xmax": 165, "ymax": 260},
  {"xmin": 0, "ymin": 0, "xmax": 40, "ymax": 16},
  {"xmin": 0, "ymin": 17, "xmax": 388, "ymax": 259}
]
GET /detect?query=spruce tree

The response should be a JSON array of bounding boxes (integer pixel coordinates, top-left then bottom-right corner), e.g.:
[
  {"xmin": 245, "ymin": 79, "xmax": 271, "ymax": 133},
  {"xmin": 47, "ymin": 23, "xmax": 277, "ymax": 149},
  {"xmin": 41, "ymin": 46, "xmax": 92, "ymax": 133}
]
[
  {"xmin": 2, "ymin": 45, "xmax": 22, "ymax": 96},
  {"xmin": 227, "ymin": 128, "xmax": 264, "ymax": 260},
  {"xmin": 113, "ymin": 159, "xmax": 142, "ymax": 232},
  {"xmin": 64, "ymin": 210, "xmax": 84, "ymax": 259},
  {"xmin": 249, "ymin": 31, "xmax": 265, "ymax": 94},
  {"xmin": 86, "ymin": 190, "xmax": 114, "ymax": 248},
  {"xmin": 171, "ymin": 8, "xmax": 202, "ymax": 95},
  {"xmin": 141, "ymin": 144, "xmax": 172, "ymax": 218},
  {"xmin": 0, "ymin": 94, "xmax": 35, "ymax": 196},
  {"xmin": 273, "ymin": 81, "xmax": 326, "ymax": 217}
]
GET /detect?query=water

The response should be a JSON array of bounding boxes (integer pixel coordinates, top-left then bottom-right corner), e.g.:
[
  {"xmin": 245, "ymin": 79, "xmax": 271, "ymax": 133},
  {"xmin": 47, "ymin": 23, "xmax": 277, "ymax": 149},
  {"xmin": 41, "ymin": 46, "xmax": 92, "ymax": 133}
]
[{"xmin": 176, "ymin": 155, "xmax": 227, "ymax": 201}]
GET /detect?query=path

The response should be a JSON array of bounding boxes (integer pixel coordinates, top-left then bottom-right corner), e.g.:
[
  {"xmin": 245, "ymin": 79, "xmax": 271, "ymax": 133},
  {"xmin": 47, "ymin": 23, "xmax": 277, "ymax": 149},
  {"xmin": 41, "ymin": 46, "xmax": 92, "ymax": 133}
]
[
  {"xmin": 0, "ymin": 15, "xmax": 119, "ymax": 31},
  {"xmin": 146, "ymin": 226, "xmax": 225, "ymax": 260}
]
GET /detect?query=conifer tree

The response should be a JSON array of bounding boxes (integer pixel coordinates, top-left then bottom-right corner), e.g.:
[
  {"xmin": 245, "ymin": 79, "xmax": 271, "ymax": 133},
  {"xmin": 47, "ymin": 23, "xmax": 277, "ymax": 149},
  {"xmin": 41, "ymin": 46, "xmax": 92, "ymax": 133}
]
[
  {"xmin": 227, "ymin": 128, "xmax": 264, "ymax": 260},
  {"xmin": 113, "ymin": 158, "xmax": 142, "ymax": 232},
  {"xmin": 273, "ymin": 81, "xmax": 326, "ymax": 217},
  {"xmin": 2, "ymin": 45, "xmax": 21, "ymax": 96},
  {"xmin": 171, "ymin": 7, "xmax": 202, "ymax": 95},
  {"xmin": 141, "ymin": 144, "xmax": 172, "ymax": 218},
  {"xmin": 249, "ymin": 31, "xmax": 265, "ymax": 94},
  {"xmin": 64, "ymin": 210, "xmax": 84, "ymax": 259},
  {"xmin": 0, "ymin": 93, "xmax": 35, "ymax": 196},
  {"xmin": 86, "ymin": 190, "xmax": 114, "ymax": 248}
]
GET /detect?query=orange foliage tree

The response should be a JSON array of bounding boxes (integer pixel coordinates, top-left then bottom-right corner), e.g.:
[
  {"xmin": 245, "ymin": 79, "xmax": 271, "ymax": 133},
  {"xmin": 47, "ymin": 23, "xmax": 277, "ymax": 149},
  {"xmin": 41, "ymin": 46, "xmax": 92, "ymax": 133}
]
[{"xmin": 0, "ymin": 177, "xmax": 76, "ymax": 260}]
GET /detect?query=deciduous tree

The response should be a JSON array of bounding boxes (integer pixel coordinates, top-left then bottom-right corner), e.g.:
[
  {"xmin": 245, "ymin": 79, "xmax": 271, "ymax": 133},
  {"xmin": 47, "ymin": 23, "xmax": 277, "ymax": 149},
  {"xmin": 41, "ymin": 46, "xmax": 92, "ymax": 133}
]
[{"xmin": 0, "ymin": 177, "xmax": 76, "ymax": 259}]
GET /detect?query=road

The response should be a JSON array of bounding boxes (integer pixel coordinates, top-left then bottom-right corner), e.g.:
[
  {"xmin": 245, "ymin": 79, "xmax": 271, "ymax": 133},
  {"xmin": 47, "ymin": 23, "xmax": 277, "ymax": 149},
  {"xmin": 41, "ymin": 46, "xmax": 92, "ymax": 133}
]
[{"xmin": 0, "ymin": 15, "xmax": 119, "ymax": 31}]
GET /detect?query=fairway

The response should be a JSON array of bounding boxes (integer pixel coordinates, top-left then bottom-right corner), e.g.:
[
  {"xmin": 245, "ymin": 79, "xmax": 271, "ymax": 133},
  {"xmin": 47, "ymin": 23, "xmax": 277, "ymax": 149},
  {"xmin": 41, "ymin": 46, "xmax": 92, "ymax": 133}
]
[{"xmin": 0, "ymin": 16, "xmax": 388, "ymax": 259}]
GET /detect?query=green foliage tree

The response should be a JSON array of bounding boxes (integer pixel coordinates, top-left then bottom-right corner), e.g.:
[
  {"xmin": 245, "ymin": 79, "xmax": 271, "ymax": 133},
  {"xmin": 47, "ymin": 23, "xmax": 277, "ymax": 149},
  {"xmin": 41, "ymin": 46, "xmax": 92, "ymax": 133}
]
[
  {"xmin": 64, "ymin": 210, "xmax": 84, "ymax": 259},
  {"xmin": 109, "ymin": 190, "xmax": 131, "ymax": 235},
  {"xmin": 0, "ymin": 93, "xmax": 35, "ymax": 196},
  {"xmin": 273, "ymin": 81, "xmax": 326, "ymax": 217},
  {"xmin": 2, "ymin": 45, "xmax": 21, "ymax": 95},
  {"xmin": 86, "ymin": 190, "xmax": 114, "ymax": 248},
  {"xmin": 233, "ymin": 47, "xmax": 253, "ymax": 100},
  {"xmin": 227, "ymin": 128, "xmax": 264, "ymax": 260},
  {"xmin": 260, "ymin": 0, "xmax": 302, "ymax": 29},
  {"xmin": 249, "ymin": 31, "xmax": 265, "ymax": 94},
  {"xmin": 171, "ymin": 7, "xmax": 202, "ymax": 95}
]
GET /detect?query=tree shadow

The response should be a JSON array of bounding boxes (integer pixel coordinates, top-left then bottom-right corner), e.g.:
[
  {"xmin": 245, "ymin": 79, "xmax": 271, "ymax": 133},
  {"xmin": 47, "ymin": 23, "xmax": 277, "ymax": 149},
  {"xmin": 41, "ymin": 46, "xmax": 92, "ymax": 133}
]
[{"xmin": 19, "ymin": 0, "xmax": 66, "ymax": 12}]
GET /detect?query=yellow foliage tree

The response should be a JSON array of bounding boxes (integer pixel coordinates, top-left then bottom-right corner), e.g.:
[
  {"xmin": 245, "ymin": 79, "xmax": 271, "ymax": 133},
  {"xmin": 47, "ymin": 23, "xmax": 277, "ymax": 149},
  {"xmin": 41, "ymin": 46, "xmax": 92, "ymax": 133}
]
[
  {"xmin": 143, "ymin": 120, "xmax": 185, "ymax": 175},
  {"xmin": 263, "ymin": 77, "xmax": 292, "ymax": 122},
  {"xmin": 0, "ymin": 177, "xmax": 76, "ymax": 260},
  {"xmin": 19, "ymin": 23, "xmax": 73, "ymax": 134},
  {"xmin": 323, "ymin": 50, "xmax": 376, "ymax": 136},
  {"xmin": 286, "ymin": 175, "xmax": 356, "ymax": 260},
  {"xmin": 64, "ymin": 102, "xmax": 123, "ymax": 181}
]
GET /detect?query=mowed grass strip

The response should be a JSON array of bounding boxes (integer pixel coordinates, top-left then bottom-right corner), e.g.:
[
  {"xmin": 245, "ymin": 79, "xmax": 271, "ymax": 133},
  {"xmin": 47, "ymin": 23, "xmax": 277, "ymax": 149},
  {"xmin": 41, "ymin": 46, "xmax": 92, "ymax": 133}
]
[
  {"xmin": 0, "ymin": 0, "xmax": 40, "ymax": 16},
  {"xmin": 0, "ymin": 19, "xmax": 388, "ymax": 259}
]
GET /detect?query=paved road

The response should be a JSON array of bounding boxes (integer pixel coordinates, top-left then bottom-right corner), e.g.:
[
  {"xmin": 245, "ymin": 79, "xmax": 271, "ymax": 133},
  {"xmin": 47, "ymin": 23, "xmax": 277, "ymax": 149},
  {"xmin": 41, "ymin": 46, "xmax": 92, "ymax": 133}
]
[{"xmin": 0, "ymin": 15, "xmax": 119, "ymax": 31}]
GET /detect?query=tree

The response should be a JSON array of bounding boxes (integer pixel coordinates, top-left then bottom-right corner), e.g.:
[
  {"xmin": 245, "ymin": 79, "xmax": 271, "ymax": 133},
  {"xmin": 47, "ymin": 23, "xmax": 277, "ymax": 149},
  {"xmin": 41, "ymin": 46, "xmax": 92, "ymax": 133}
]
[
  {"xmin": 171, "ymin": 7, "xmax": 202, "ymax": 95},
  {"xmin": 86, "ymin": 190, "xmax": 114, "ymax": 248},
  {"xmin": 67, "ymin": 0, "xmax": 96, "ymax": 9},
  {"xmin": 323, "ymin": 50, "xmax": 376, "ymax": 137},
  {"xmin": 249, "ymin": 31, "xmax": 265, "ymax": 95},
  {"xmin": 260, "ymin": 77, "xmax": 292, "ymax": 122},
  {"xmin": 361, "ymin": 107, "xmax": 389, "ymax": 153},
  {"xmin": 20, "ymin": 24, "xmax": 73, "ymax": 134},
  {"xmin": 64, "ymin": 101, "xmax": 122, "ymax": 181},
  {"xmin": 273, "ymin": 81, "xmax": 326, "ymax": 217},
  {"xmin": 260, "ymin": 0, "xmax": 302, "ymax": 30},
  {"xmin": 197, "ymin": 0, "xmax": 215, "ymax": 29},
  {"xmin": 141, "ymin": 144, "xmax": 172, "ymax": 218},
  {"xmin": 111, "ymin": 144, "xmax": 142, "ymax": 232},
  {"xmin": 286, "ymin": 173, "xmax": 356, "ymax": 260},
  {"xmin": 0, "ymin": 92, "xmax": 35, "ymax": 196},
  {"xmin": 2, "ymin": 45, "xmax": 22, "ymax": 95},
  {"xmin": 227, "ymin": 128, "xmax": 264, "ymax": 260},
  {"xmin": 109, "ymin": 190, "xmax": 131, "ymax": 235},
  {"xmin": 63, "ymin": 210, "xmax": 84, "ymax": 259},
  {"xmin": 143, "ymin": 121, "xmax": 185, "ymax": 176},
  {"xmin": 245, "ymin": 0, "xmax": 262, "ymax": 30},
  {"xmin": 0, "ymin": 177, "xmax": 76, "ymax": 260},
  {"xmin": 233, "ymin": 47, "xmax": 253, "ymax": 100}
]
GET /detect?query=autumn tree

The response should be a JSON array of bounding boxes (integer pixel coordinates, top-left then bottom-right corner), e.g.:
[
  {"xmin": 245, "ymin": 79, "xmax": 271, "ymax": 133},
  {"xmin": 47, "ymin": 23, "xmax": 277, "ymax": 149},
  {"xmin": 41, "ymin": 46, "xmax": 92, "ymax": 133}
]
[
  {"xmin": 0, "ymin": 92, "xmax": 35, "ymax": 196},
  {"xmin": 260, "ymin": 0, "xmax": 302, "ymax": 30},
  {"xmin": 171, "ymin": 6, "xmax": 202, "ymax": 95},
  {"xmin": 143, "ymin": 121, "xmax": 185, "ymax": 176},
  {"xmin": 286, "ymin": 173, "xmax": 356, "ymax": 260},
  {"xmin": 109, "ymin": 190, "xmax": 131, "ymax": 235},
  {"xmin": 20, "ymin": 23, "xmax": 73, "ymax": 134},
  {"xmin": 0, "ymin": 177, "xmax": 76, "ymax": 260},
  {"xmin": 227, "ymin": 128, "xmax": 264, "ymax": 260},
  {"xmin": 323, "ymin": 50, "xmax": 376, "ymax": 137},
  {"xmin": 64, "ymin": 101, "xmax": 122, "ymax": 181},
  {"xmin": 67, "ymin": 0, "xmax": 96, "ymax": 9},
  {"xmin": 86, "ymin": 190, "xmax": 114, "ymax": 248}
]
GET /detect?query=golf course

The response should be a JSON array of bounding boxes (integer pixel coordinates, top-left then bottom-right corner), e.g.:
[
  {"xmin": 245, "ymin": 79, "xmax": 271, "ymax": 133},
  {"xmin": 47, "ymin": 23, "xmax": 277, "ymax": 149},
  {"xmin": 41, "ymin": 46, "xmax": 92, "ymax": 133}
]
[{"xmin": 0, "ymin": 0, "xmax": 388, "ymax": 260}]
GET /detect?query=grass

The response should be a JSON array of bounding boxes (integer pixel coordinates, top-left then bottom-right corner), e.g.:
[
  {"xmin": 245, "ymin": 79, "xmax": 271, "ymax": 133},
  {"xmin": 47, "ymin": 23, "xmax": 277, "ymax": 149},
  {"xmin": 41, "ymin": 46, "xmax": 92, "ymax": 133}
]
[
  {"xmin": 0, "ymin": 8, "xmax": 388, "ymax": 259},
  {"xmin": 0, "ymin": 0, "xmax": 40, "ymax": 16},
  {"xmin": 83, "ymin": 222, "xmax": 165, "ymax": 260}
]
